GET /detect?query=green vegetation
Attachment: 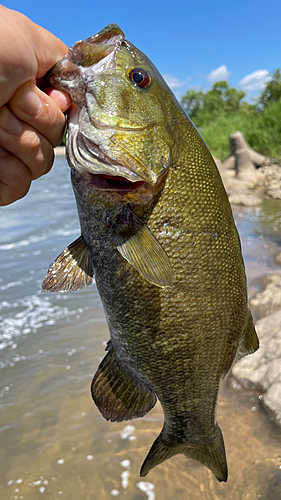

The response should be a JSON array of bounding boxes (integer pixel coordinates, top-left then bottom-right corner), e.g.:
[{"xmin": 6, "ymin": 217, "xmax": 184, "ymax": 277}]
[{"xmin": 180, "ymin": 69, "xmax": 281, "ymax": 161}]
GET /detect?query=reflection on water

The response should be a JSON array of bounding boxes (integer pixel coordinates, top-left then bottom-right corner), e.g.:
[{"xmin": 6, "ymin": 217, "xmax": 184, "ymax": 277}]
[{"xmin": 1, "ymin": 158, "xmax": 281, "ymax": 499}]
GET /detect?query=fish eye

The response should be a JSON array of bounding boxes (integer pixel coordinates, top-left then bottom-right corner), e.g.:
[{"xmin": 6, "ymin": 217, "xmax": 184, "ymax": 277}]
[{"xmin": 128, "ymin": 68, "xmax": 151, "ymax": 88}]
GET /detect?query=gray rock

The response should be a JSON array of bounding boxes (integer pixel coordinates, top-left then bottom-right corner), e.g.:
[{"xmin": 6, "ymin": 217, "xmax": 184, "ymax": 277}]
[
  {"xmin": 217, "ymin": 132, "xmax": 268, "ymax": 205},
  {"xmin": 228, "ymin": 191, "xmax": 262, "ymax": 206},
  {"xmin": 275, "ymin": 252, "xmax": 281, "ymax": 266},
  {"xmin": 250, "ymin": 274, "xmax": 281, "ymax": 316},
  {"xmin": 222, "ymin": 155, "xmax": 235, "ymax": 170},
  {"xmin": 262, "ymin": 382, "xmax": 281, "ymax": 425},
  {"xmin": 232, "ymin": 308, "xmax": 281, "ymax": 427},
  {"xmin": 216, "ymin": 131, "xmax": 281, "ymax": 205},
  {"xmin": 262, "ymin": 164, "xmax": 281, "ymax": 199}
]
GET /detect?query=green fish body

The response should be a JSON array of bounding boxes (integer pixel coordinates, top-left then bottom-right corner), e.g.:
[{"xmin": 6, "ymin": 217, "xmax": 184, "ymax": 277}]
[{"xmin": 43, "ymin": 25, "xmax": 259, "ymax": 482}]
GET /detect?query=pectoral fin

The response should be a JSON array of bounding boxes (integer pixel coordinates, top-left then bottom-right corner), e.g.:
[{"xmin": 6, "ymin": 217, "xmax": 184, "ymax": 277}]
[
  {"xmin": 91, "ymin": 345, "xmax": 157, "ymax": 422},
  {"xmin": 42, "ymin": 236, "xmax": 94, "ymax": 292},
  {"xmin": 112, "ymin": 210, "xmax": 174, "ymax": 288}
]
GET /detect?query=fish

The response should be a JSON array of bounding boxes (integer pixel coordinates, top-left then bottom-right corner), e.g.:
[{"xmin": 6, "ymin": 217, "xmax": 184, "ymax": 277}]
[{"xmin": 42, "ymin": 24, "xmax": 259, "ymax": 482}]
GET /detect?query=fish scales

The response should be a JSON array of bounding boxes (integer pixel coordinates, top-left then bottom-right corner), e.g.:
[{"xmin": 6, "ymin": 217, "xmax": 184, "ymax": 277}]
[{"xmin": 43, "ymin": 24, "xmax": 259, "ymax": 482}]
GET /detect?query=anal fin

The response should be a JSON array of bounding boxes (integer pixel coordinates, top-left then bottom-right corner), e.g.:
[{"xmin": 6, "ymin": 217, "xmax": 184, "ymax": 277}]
[
  {"xmin": 42, "ymin": 236, "xmax": 94, "ymax": 292},
  {"xmin": 91, "ymin": 346, "xmax": 157, "ymax": 422}
]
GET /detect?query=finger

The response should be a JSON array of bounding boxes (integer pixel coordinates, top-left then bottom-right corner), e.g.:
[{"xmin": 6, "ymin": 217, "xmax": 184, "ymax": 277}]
[
  {"xmin": 44, "ymin": 87, "xmax": 71, "ymax": 112},
  {"xmin": 0, "ymin": 7, "xmax": 67, "ymax": 105},
  {"xmin": 33, "ymin": 23, "xmax": 67, "ymax": 79},
  {"xmin": 0, "ymin": 105, "xmax": 54, "ymax": 180},
  {"xmin": 8, "ymin": 82, "xmax": 70, "ymax": 147},
  {"xmin": 0, "ymin": 147, "xmax": 32, "ymax": 206}
]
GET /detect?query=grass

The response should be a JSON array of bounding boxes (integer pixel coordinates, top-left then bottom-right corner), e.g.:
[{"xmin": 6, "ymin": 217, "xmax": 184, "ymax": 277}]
[{"xmin": 197, "ymin": 99, "xmax": 281, "ymax": 162}]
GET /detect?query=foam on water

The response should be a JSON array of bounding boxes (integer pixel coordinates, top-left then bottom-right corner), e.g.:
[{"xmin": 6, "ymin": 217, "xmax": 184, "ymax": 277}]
[{"xmin": 0, "ymin": 293, "xmax": 82, "ymax": 354}]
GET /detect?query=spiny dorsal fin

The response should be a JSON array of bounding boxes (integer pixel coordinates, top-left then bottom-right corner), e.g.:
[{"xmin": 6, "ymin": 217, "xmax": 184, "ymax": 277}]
[
  {"xmin": 91, "ymin": 346, "xmax": 157, "ymax": 422},
  {"xmin": 112, "ymin": 210, "xmax": 174, "ymax": 288},
  {"xmin": 42, "ymin": 236, "xmax": 94, "ymax": 293}
]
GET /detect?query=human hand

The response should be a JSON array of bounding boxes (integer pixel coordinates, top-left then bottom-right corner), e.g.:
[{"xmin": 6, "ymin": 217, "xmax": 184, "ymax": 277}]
[{"xmin": 0, "ymin": 6, "xmax": 72, "ymax": 205}]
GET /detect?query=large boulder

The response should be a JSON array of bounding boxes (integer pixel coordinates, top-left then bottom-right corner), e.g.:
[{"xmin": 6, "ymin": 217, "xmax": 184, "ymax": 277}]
[
  {"xmin": 232, "ymin": 309, "xmax": 281, "ymax": 427},
  {"xmin": 250, "ymin": 274, "xmax": 281, "ymax": 318}
]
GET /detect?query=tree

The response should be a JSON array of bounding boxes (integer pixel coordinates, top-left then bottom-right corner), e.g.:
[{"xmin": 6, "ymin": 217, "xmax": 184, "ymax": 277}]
[
  {"xmin": 180, "ymin": 88, "xmax": 204, "ymax": 118},
  {"xmin": 259, "ymin": 69, "xmax": 281, "ymax": 107},
  {"xmin": 180, "ymin": 81, "xmax": 252, "ymax": 128}
]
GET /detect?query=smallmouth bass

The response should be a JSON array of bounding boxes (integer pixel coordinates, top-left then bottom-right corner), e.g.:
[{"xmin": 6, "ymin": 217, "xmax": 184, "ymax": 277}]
[{"xmin": 43, "ymin": 24, "xmax": 259, "ymax": 482}]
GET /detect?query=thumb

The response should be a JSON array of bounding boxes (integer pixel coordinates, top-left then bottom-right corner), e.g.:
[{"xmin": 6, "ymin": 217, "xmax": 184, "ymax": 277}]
[{"xmin": 33, "ymin": 24, "xmax": 68, "ymax": 79}]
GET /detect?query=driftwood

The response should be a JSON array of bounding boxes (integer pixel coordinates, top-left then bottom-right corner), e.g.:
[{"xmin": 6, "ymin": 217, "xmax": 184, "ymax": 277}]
[
  {"xmin": 214, "ymin": 131, "xmax": 268, "ymax": 205},
  {"xmin": 216, "ymin": 131, "xmax": 281, "ymax": 205},
  {"xmin": 222, "ymin": 131, "xmax": 266, "ymax": 183}
]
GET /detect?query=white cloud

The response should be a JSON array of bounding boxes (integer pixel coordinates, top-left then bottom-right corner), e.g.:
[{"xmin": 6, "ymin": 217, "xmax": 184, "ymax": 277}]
[
  {"xmin": 207, "ymin": 65, "xmax": 231, "ymax": 83},
  {"xmin": 163, "ymin": 74, "xmax": 188, "ymax": 89},
  {"xmin": 238, "ymin": 70, "xmax": 271, "ymax": 91}
]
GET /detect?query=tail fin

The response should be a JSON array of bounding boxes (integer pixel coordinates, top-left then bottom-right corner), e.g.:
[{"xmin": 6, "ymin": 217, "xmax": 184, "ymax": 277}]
[{"xmin": 140, "ymin": 423, "xmax": 228, "ymax": 482}]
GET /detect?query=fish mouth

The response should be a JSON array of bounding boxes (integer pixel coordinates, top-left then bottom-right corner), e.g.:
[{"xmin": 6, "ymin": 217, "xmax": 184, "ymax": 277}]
[
  {"xmin": 67, "ymin": 127, "xmax": 149, "ymax": 184},
  {"xmin": 88, "ymin": 173, "xmax": 145, "ymax": 191},
  {"xmin": 67, "ymin": 105, "xmax": 157, "ymax": 185}
]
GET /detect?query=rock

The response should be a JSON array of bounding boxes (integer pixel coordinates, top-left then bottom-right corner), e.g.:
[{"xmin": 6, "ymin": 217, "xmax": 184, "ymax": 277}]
[
  {"xmin": 217, "ymin": 131, "xmax": 280, "ymax": 204},
  {"xmin": 275, "ymin": 252, "xmax": 281, "ymax": 266},
  {"xmin": 222, "ymin": 155, "xmax": 235, "ymax": 170},
  {"xmin": 217, "ymin": 132, "xmax": 267, "ymax": 205},
  {"xmin": 250, "ymin": 274, "xmax": 281, "ymax": 317},
  {"xmin": 262, "ymin": 383, "xmax": 281, "ymax": 425},
  {"xmin": 248, "ymin": 149, "xmax": 266, "ymax": 168},
  {"xmin": 231, "ymin": 350, "xmax": 267, "ymax": 390},
  {"xmin": 262, "ymin": 164, "xmax": 281, "ymax": 199},
  {"xmin": 232, "ymin": 308, "xmax": 281, "ymax": 427},
  {"xmin": 228, "ymin": 191, "xmax": 262, "ymax": 206}
]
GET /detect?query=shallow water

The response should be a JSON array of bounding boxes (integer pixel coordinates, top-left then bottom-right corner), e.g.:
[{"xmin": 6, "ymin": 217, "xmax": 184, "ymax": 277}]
[{"xmin": 1, "ymin": 157, "xmax": 281, "ymax": 500}]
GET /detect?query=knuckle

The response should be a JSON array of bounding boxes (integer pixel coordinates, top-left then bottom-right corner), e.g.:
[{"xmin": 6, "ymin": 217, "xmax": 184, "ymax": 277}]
[
  {"xmin": 41, "ymin": 98, "xmax": 66, "ymax": 145},
  {"xmin": 0, "ymin": 155, "xmax": 31, "ymax": 205},
  {"xmin": 21, "ymin": 130, "xmax": 54, "ymax": 179}
]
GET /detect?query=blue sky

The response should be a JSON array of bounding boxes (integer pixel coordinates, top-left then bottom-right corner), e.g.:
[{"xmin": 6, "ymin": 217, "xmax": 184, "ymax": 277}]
[{"xmin": 3, "ymin": 0, "xmax": 281, "ymax": 101}]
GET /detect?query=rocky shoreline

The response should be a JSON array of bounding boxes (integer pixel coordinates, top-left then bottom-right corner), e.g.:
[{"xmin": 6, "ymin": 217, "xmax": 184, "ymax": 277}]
[
  {"xmin": 219, "ymin": 133, "xmax": 281, "ymax": 428},
  {"xmin": 215, "ymin": 131, "xmax": 281, "ymax": 206},
  {"xmin": 232, "ymin": 307, "xmax": 281, "ymax": 428}
]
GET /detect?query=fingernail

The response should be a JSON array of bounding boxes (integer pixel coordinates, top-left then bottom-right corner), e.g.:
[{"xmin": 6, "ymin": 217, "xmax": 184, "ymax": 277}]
[
  {"xmin": 0, "ymin": 107, "xmax": 22, "ymax": 135},
  {"xmin": 18, "ymin": 86, "xmax": 42, "ymax": 116}
]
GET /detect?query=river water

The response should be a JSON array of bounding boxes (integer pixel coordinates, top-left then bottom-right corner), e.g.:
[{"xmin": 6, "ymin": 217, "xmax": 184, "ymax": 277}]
[{"xmin": 1, "ymin": 156, "xmax": 281, "ymax": 500}]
